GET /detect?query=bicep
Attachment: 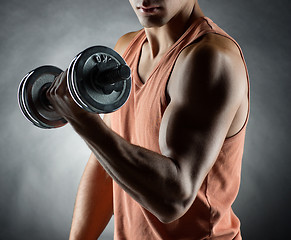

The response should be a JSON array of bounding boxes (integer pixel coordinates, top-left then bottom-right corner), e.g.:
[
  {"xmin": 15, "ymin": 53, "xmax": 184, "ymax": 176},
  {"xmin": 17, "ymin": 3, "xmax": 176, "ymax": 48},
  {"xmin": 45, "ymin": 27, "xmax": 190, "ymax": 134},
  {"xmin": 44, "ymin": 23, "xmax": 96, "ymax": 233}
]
[{"xmin": 159, "ymin": 44, "xmax": 245, "ymax": 197}]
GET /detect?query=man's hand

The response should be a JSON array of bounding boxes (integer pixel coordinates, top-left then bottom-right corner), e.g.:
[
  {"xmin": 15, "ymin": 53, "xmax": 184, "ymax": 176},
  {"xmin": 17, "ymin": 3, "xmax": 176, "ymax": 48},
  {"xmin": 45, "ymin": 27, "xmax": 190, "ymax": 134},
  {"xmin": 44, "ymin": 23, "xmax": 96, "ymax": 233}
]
[{"xmin": 46, "ymin": 70, "xmax": 96, "ymax": 124}]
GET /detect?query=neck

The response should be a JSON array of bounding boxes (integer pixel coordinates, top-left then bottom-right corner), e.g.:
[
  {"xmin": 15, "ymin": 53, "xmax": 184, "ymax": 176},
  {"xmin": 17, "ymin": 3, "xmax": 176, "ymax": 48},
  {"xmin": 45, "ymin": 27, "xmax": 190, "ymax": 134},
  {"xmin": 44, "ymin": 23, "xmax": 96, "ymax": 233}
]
[{"xmin": 144, "ymin": 2, "xmax": 204, "ymax": 58}]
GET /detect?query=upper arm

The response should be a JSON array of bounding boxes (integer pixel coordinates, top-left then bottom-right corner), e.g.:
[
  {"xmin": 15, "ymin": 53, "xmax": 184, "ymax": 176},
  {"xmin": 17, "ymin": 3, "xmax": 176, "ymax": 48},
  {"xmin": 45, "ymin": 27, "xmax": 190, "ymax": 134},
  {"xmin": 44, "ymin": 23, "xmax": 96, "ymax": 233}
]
[{"xmin": 159, "ymin": 42, "xmax": 246, "ymax": 204}]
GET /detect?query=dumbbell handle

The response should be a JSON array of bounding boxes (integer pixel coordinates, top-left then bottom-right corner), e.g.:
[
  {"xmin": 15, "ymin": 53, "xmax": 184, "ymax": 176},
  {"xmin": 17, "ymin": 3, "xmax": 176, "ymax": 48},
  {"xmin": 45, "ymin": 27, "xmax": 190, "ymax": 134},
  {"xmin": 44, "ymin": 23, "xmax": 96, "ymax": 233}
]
[{"xmin": 93, "ymin": 64, "xmax": 131, "ymax": 86}]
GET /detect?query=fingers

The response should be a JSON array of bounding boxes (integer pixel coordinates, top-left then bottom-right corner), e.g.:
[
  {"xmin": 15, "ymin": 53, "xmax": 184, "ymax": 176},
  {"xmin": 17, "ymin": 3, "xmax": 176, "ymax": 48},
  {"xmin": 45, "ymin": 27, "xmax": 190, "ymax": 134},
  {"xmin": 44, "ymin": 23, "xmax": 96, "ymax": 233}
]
[
  {"xmin": 57, "ymin": 69, "xmax": 68, "ymax": 92},
  {"xmin": 47, "ymin": 69, "xmax": 68, "ymax": 99},
  {"xmin": 45, "ymin": 69, "xmax": 84, "ymax": 118}
]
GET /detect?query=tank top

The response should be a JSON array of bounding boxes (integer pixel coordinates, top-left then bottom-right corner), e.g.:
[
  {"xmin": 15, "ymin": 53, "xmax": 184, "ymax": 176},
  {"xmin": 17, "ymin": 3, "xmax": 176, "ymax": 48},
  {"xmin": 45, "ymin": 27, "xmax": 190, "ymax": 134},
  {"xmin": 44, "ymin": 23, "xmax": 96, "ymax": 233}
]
[{"xmin": 110, "ymin": 16, "xmax": 250, "ymax": 240}]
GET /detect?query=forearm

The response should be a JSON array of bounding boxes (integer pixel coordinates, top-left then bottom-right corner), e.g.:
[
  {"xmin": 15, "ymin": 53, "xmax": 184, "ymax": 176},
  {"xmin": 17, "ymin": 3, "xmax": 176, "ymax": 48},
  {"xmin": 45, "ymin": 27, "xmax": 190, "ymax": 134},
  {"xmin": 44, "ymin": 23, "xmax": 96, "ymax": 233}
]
[
  {"xmin": 69, "ymin": 154, "xmax": 113, "ymax": 240},
  {"xmin": 70, "ymin": 114, "xmax": 185, "ymax": 222}
]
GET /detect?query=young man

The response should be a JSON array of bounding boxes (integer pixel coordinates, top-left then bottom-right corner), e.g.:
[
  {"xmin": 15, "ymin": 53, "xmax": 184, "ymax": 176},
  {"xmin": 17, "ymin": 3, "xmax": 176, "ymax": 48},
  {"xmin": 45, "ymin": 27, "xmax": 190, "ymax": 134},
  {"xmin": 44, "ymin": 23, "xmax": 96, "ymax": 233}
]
[{"xmin": 47, "ymin": 0, "xmax": 249, "ymax": 239}]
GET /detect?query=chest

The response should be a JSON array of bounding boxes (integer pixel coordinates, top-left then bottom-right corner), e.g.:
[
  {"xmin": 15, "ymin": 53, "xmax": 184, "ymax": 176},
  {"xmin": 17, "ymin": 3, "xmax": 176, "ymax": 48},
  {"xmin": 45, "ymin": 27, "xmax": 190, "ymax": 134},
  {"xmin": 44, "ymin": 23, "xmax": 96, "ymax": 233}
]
[
  {"xmin": 111, "ymin": 55, "xmax": 171, "ymax": 150},
  {"xmin": 137, "ymin": 43, "xmax": 167, "ymax": 85}
]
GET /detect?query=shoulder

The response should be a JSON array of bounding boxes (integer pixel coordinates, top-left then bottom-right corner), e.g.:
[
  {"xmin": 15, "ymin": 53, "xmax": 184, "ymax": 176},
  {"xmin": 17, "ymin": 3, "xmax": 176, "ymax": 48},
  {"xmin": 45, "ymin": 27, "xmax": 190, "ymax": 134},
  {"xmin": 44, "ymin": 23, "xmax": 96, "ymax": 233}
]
[
  {"xmin": 114, "ymin": 30, "xmax": 143, "ymax": 56},
  {"xmin": 168, "ymin": 33, "xmax": 246, "ymax": 102},
  {"xmin": 179, "ymin": 33, "xmax": 244, "ymax": 78}
]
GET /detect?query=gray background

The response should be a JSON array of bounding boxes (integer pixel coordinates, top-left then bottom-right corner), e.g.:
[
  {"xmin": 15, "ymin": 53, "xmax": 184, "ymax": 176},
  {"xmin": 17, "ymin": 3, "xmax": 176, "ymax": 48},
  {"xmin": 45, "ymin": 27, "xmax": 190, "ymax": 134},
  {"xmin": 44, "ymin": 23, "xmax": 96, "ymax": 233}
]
[{"xmin": 0, "ymin": 0, "xmax": 290, "ymax": 239}]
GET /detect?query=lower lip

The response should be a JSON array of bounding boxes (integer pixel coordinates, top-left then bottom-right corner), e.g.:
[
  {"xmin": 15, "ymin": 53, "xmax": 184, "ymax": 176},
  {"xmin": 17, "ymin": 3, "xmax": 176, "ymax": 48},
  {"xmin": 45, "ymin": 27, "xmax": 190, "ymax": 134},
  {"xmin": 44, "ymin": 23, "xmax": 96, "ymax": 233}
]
[{"xmin": 139, "ymin": 7, "xmax": 160, "ymax": 14}]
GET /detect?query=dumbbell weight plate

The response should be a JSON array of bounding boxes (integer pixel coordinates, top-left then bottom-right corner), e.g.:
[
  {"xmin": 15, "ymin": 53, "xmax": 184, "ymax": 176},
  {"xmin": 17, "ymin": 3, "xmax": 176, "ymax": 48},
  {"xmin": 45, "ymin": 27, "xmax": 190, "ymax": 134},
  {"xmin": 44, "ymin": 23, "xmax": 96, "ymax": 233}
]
[
  {"xmin": 67, "ymin": 46, "xmax": 131, "ymax": 113},
  {"xmin": 18, "ymin": 66, "xmax": 68, "ymax": 129}
]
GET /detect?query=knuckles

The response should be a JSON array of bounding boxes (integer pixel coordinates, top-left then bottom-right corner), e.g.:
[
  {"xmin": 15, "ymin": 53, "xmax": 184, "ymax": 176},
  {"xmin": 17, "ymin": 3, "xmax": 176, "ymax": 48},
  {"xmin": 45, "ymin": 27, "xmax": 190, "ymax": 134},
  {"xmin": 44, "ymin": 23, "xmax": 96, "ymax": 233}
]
[
  {"xmin": 47, "ymin": 71, "xmax": 68, "ymax": 100},
  {"xmin": 45, "ymin": 69, "xmax": 82, "ymax": 116}
]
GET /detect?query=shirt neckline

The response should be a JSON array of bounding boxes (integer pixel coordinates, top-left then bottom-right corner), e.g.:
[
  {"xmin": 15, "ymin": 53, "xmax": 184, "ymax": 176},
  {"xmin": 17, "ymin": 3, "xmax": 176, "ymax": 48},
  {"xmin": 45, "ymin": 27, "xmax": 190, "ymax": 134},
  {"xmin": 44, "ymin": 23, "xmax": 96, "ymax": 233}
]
[{"xmin": 133, "ymin": 16, "xmax": 208, "ymax": 89}]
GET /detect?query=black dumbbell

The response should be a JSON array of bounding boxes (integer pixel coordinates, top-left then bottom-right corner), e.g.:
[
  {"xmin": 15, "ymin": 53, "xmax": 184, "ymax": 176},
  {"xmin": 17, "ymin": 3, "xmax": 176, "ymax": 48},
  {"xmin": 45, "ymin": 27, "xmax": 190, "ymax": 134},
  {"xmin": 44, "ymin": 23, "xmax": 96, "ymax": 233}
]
[{"xmin": 18, "ymin": 46, "xmax": 131, "ymax": 129}]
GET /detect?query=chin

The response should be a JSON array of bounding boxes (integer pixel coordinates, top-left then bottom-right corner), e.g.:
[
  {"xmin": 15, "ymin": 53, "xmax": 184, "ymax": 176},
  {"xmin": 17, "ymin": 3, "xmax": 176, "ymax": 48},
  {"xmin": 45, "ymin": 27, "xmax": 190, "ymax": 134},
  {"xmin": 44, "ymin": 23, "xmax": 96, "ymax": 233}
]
[{"xmin": 138, "ymin": 16, "xmax": 167, "ymax": 28}]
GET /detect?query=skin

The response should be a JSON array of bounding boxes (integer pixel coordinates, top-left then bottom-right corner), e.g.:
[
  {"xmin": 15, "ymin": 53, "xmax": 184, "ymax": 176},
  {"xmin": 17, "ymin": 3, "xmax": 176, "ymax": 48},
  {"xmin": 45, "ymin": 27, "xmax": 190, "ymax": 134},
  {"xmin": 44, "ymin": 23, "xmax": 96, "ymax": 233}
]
[{"xmin": 47, "ymin": 0, "xmax": 248, "ymax": 239}]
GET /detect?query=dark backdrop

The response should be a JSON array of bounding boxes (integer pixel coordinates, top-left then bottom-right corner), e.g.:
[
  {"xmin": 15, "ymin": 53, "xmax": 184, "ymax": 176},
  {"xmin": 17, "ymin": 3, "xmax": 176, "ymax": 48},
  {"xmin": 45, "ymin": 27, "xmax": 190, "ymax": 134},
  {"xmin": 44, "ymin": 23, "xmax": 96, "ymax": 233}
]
[{"xmin": 0, "ymin": 0, "xmax": 290, "ymax": 239}]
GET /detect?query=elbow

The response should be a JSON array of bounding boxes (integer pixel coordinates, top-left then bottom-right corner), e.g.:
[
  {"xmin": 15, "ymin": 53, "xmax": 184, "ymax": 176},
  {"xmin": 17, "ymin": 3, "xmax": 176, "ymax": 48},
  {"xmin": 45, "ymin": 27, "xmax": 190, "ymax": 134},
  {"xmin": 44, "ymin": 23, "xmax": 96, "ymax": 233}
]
[
  {"xmin": 156, "ymin": 198, "xmax": 193, "ymax": 224},
  {"xmin": 151, "ymin": 165, "xmax": 197, "ymax": 223},
  {"xmin": 156, "ymin": 186, "xmax": 195, "ymax": 224},
  {"xmin": 156, "ymin": 208, "xmax": 184, "ymax": 224}
]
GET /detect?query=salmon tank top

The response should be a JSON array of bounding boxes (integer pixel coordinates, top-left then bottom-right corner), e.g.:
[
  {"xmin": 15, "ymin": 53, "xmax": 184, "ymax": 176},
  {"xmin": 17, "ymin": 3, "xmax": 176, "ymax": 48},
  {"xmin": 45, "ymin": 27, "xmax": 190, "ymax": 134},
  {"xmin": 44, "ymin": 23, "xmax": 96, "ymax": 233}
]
[{"xmin": 110, "ymin": 16, "xmax": 250, "ymax": 240}]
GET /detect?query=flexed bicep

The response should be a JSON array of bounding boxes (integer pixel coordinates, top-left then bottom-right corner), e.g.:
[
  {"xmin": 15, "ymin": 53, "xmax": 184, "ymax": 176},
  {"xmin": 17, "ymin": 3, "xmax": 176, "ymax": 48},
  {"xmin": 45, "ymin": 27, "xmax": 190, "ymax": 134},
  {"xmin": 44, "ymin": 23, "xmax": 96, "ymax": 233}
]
[{"xmin": 159, "ymin": 42, "xmax": 246, "ymax": 206}]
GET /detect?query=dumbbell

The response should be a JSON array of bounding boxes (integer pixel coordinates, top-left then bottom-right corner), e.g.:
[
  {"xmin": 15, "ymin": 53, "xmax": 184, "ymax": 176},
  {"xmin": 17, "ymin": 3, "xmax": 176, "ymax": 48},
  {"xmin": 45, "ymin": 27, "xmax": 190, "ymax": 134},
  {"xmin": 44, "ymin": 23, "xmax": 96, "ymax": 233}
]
[{"xmin": 18, "ymin": 46, "xmax": 131, "ymax": 129}]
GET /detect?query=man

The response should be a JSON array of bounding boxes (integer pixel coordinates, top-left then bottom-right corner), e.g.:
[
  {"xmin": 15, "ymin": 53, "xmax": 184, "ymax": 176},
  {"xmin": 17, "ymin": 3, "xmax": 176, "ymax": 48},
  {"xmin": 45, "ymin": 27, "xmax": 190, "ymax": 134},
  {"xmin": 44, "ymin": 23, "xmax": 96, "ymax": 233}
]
[{"xmin": 47, "ymin": 0, "xmax": 249, "ymax": 239}]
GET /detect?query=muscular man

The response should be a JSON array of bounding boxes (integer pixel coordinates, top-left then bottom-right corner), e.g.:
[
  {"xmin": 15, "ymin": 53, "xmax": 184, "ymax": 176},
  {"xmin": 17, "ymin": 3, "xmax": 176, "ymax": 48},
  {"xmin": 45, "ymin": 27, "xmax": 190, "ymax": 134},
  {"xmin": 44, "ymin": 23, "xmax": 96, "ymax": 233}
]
[{"xmin": 47, "ymin": 0, "xmax": 249, "ymax": 239}]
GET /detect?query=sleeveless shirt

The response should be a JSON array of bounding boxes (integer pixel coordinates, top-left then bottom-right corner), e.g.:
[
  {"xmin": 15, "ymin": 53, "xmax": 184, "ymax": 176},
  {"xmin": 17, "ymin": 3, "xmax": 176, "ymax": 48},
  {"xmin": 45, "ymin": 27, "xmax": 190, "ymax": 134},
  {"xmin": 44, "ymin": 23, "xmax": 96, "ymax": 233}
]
[{"xmin": 110, "ymin": 16, "xmax": 250, "ymax": 240}]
